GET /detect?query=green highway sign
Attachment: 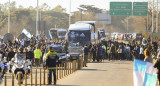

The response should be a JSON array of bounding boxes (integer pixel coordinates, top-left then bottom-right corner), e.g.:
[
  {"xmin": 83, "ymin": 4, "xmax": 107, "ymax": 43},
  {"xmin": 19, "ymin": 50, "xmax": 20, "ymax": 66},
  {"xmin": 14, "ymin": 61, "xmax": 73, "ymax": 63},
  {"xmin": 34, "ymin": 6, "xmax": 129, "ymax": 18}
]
[
  {"xmin": 110, "ymin": 2, "xmax": 132, "ymax": 16},
  {"xmin": 133, "ymin": 2, "xmax": 148, "ymax": 16}
]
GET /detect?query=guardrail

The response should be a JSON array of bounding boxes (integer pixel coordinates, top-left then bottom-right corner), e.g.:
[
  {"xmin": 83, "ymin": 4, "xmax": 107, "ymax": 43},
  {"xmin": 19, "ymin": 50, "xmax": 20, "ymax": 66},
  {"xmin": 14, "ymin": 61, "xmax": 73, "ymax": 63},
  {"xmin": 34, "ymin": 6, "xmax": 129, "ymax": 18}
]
[{"xmin": 3, "ymin": 57, "xmax": 84, "ymax": 86}]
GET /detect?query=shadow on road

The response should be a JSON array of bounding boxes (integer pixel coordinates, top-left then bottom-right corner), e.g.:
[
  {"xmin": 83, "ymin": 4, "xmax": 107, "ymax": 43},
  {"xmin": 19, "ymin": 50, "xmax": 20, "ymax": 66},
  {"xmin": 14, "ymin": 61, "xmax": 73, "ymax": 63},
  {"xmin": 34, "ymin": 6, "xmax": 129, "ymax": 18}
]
[
  {"xmin": 88, "ymin": 61, "xmax": 112, "ymax": 63},
  {"xmin": 26, "ymin": 84, "xmax": 80, "ymax": 86},
  {"xmin": 52, "ymin": 85, "xmax": 80, "ymax": 86},
  {"xmin": 79, "ymin": 69, "xmax": 107, "ymax": 71}
]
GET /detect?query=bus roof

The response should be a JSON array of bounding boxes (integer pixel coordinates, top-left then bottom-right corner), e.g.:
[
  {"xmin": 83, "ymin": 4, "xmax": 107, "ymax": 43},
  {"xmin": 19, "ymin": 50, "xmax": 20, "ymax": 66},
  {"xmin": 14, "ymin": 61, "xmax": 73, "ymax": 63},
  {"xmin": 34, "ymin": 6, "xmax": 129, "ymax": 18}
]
[
  {"xmin": 50, "ymin": 28, "xmax": 67, "ymax": 32},
  {"xmin": 75, "ymin": 21, "xmax": 96, "ymax": 24},
  {"xmin": 57, "ymin": 29, "xmax": 67, "ymax": 32},
  {"xmin": 69, "ymin": 23, "xmax": 92, "ymax": 31}
]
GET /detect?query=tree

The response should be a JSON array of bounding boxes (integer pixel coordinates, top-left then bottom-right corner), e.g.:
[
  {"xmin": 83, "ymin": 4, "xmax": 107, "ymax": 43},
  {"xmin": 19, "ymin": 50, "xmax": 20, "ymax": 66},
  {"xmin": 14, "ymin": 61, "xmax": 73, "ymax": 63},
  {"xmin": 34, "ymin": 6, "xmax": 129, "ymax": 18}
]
[
  {"xmin": 79, "ymin": 5, "xmax": 102, "ymax": 14},
  {"xmin": 52, "ymin": 5, "xmax": 66, "ymax": 13},
  {"xmin": 41, "ymin": 3, "xmax": 50, "ymax": 11}
]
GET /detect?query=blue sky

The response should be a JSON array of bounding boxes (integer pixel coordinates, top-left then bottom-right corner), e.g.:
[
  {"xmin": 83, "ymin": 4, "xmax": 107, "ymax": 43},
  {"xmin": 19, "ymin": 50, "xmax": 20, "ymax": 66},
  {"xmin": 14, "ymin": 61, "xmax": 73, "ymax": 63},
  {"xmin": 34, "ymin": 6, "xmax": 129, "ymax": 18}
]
[{"xmin": 1, "ymin": 0, "xmax": 150, "ymax": 13}]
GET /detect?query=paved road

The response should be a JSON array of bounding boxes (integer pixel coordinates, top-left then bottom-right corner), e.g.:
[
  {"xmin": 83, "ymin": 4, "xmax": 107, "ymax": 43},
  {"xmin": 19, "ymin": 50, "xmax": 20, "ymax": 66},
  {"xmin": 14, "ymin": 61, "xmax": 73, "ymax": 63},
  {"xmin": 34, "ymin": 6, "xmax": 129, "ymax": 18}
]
[{"xmin": 57, "ymin": 60, "xmax": 134, "ymax": 86}]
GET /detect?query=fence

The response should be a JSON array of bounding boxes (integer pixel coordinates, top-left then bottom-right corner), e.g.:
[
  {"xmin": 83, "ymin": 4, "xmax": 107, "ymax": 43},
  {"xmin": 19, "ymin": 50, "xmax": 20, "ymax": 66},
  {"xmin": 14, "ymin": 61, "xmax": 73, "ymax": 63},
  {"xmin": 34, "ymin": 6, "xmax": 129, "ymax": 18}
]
[{"xmin": 3, "ymin": 57, "xmax": 84, "ymax": 86}]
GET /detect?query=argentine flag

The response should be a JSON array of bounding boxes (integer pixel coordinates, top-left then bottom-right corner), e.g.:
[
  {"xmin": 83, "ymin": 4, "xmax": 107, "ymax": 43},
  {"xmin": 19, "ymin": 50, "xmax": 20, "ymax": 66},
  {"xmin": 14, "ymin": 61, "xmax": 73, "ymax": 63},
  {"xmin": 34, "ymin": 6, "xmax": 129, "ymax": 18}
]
[
  {"xmin": 134, "ymin": 59, "xmax": 157, "ymax": 86},
  {"xmin": 48, "ymin": 30, "xmax": 53, "ymax": 39},
  {"xmin": 22, "ymin": 28, "xmax": 32, "ymax": 39}
]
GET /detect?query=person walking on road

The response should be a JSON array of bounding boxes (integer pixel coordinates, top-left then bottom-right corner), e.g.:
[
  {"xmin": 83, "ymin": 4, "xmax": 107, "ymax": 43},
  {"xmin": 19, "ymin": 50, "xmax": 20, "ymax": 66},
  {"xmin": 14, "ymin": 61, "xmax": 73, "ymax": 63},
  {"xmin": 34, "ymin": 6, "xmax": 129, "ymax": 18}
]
[
  {"xmin": 83, "ymin": 45, "xmax": 89, "ymax": 67},
  {"xmin": 34, "ymin": 46, "xmax": 42, "ymax": 67},
  {"xmin": 91, "ymin": 45, "xmax": 97, "ymax": 62},
  {"xmin": 45, "ymin": 47, "xmax": 59, "ymax": 85}
]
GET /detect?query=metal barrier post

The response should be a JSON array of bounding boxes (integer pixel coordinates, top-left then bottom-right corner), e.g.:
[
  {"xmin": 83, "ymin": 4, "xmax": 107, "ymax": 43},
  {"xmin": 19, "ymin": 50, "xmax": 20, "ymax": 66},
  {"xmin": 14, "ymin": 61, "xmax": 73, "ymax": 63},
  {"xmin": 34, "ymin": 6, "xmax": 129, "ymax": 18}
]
[
  {"xmin": 59, "ymin": 64, "xmax": 61, "ymax": 79},
  {"xmin": 69, "ymin": 62, "xmax": 70, "ymax": 74},
  {"xmin": 35, "ymin": 69, "xmax": 37, "ymax": 86},
  {"xmin": 64, "ymin": 63, "xmax": 66, "ymax": 77},
  {"xmin": 67, "ymin": 62, "xmax": 68, "ymax": 75},
  {"xmin": 18, "ymin": 73, "xmax": 21, "ymax": 86},
  {"xmin": 71, "ymin": 62, "xmax": 72, "ymax": 73},
  {"xmin": 25, "ymin": 71, "xmax": 27, "ymax": 86},
  {"xmin": 56, "ymin": 65, "xmax": 58, "ymax": 80},
  {"xmin": 40, "ymin": 68, "xmax": 41, "ymax": 86},
  {"xmin": 4, "ymin": 75, "xmax": 7, "ymax": 86},
  {"xmin": 43, "ymin": 69, "xmax": 45, "ymax": 85},
  {"xmin": 12, "ymin": 73, "xmax": 14, "ymax": 86},
  {"xmin": 47, "ymin": 70, "xmax": 48, "ymax": 85},
  {"xmin": 73, "ymin": 61, "xmax": 74, "ymax": 72},
  {"xmin": 30, "ymin": 69, "xmax": 32, "ymax": 86},
  {"xmin": 62, "ymin": 63, "xmax": 63, "ymax": 78}
]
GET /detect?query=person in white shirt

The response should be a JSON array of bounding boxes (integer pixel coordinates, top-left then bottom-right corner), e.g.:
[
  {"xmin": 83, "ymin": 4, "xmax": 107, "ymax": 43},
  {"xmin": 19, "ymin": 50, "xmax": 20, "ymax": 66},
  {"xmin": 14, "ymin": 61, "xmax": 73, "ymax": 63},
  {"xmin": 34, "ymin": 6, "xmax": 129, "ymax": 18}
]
[
  {"xmin": 117, "ymin": 45, "xmax": 122, "ymax": 60},
  {"xmin": 139, "ymin": 45, "xmax": 145, "ymax": 60},
  {"xmin": 125, "ymin": 44, "xmax": 130, "ymax": 60}
]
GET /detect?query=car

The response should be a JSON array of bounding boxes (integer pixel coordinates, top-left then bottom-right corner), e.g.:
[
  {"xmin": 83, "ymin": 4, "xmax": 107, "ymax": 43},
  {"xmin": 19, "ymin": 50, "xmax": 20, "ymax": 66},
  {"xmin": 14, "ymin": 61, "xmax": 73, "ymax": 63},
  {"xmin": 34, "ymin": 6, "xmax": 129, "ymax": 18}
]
[
  {"xmin": 124, "ymin": 33, "xmax": 132, "ymax": 41},
  {"xmin": 43, "ymin": 44, "xmax": 68, "ymax": 64},
  {"xmin": 118, "ymin": 33, "xmax": 124, "ymax": 40},
  {"xmin": 67, "ymin": 46, "xmax": 83, "ymax": 61},
  {"xmin": 132, "ymin": 33, "xmax": 143, "ymax": 41}
]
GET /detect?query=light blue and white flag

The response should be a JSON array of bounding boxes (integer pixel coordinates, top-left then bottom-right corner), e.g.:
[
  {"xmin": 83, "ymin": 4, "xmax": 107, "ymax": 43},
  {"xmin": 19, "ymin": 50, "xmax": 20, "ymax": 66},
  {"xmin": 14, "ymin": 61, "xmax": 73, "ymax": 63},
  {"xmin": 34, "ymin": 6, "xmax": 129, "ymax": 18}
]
[
  {"xmin": 22, "ymin": 28, "xmax": 32, "ymax": 39},
  {"xmin": 48, "ymin": 30, "xmax": 53, "ymax": 39},
  {"xmin": 37, "ymin": 35, "xmax": 40, "ymax": 40},
  {"xmin": 21, "ymin": 40, "xmax": 25, "ymax": 47},
  {"xmin": 134, "ymin": 59, "xmax": 157, "ymax": 86}
]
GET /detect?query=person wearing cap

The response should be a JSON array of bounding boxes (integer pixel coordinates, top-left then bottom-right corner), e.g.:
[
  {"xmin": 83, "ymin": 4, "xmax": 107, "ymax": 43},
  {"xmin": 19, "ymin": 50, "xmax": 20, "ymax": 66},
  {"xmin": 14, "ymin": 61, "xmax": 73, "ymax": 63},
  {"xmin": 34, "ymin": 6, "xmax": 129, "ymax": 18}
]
[
  {"xmin": 45, "ymin": 47, "xmax": 59, "ymax": 85},
  {"xmin": 34, "ymin": 46, "xmax": 42, "ymax": 67}
]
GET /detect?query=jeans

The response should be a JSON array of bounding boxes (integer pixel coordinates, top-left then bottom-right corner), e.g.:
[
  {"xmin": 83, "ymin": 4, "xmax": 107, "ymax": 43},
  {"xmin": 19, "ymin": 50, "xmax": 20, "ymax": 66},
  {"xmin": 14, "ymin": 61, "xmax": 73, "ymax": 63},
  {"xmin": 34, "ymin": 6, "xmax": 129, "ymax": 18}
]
[
  {"xmin": 35, "ymin": 59, "xmax": 40, "ymax": 67},
  {"xmin": 84, "ymin": 55, "xmax": 88, "ymax": 67},
  {"xmin": 48, "ymin": 69, "xmax": 56, "ymax": 84}
]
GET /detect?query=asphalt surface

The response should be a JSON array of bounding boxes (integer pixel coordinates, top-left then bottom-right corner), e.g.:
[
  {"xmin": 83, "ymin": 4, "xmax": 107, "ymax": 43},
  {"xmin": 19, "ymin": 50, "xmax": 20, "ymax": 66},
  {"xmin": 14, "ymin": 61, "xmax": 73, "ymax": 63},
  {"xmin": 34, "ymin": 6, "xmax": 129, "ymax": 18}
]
[{"xmin": 57, "ymin": 60, "xmax": 134, "ymax": 86}]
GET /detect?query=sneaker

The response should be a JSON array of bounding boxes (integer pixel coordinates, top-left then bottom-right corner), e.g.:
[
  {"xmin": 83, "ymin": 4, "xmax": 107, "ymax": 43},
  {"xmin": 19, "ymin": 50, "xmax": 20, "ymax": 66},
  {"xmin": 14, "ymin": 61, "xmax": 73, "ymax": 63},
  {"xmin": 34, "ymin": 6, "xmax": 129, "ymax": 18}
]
[
  {"xmin": 48, "ymin": 83, "xmax": 52, "ymax": 85},
  {"xmin": 54, "ymin": 82, "xmax": 56, "ymax": 85}
]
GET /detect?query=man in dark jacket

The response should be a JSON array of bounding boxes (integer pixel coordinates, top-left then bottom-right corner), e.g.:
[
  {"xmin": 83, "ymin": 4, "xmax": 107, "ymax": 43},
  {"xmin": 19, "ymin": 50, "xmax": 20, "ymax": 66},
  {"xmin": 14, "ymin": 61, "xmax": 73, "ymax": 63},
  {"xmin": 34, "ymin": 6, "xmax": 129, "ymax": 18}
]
[
  {"xmin": 28, "ymin": 47, "xmax": 34, "ymax": 65},
  {"xmin": 91, "ymin": 45, "xmax": 97, "ymax": 62},
  {"xmin": 7, "ymin": 48, "xmax": 15, "ymax": 61},
  {"xmin": 83, "ymin": 45, "xmax": 89, "ymax": 67},
  {"xmin": 110, "ymin": 44, "xmax": 116, "ymax": 60},
  {"xmin": 45, "ymin": 47, "xmax": 59, "ymax": 85}
]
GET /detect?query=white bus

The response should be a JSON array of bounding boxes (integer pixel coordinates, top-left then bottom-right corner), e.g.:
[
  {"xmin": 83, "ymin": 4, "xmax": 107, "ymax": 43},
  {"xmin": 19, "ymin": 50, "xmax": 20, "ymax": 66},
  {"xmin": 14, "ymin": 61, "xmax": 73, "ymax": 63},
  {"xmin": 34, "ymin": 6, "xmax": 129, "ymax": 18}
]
[
  {"xmin": 50, "ymin": 28, "xmax": 67, "ymax": 40},
  {"xmin": 67, "ymin": 23, "xmax": 92, "ymax": 46}
]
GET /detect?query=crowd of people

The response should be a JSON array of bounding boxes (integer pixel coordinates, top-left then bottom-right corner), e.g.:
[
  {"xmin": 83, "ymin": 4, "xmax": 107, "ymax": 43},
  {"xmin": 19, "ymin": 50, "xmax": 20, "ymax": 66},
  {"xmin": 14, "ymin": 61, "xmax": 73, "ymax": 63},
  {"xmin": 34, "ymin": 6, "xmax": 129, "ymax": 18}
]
[
  {"xmin": 84, "ymin": 38, "xmax": 158, "ymax": 63},
  {"xmin": 1, "ymin": 35, "xmax": 160, "ymax": 85}
]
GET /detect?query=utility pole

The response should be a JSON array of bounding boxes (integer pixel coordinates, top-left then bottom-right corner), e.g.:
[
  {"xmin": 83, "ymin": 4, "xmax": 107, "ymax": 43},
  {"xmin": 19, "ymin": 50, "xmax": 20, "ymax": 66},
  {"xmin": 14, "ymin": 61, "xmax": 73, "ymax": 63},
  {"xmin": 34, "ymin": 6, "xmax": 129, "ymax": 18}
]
[
  {"xmin": 36, "ymin": 0, "xmax": 39, "ymax": 36},
  {"xmin": 8, "ymin": 0, "xmax": 10, "ymax": 33},
  {"xmin": 152, "ymin": 0, "xmax": 154, "ymax": 32},
  {"xmin": 69, "ymin": 0, "xmax": 71, "ymax": 26},
  {"xmin": 156, "ymin": 0, "xmax": 158, "ymax": 33},
  {"xmin": 127, "ymin": 16, "xmax": 129, "ymax": 33},
  {"xmin": 80, "ymin": 9, "xmax": 82, "ymax": 21}
]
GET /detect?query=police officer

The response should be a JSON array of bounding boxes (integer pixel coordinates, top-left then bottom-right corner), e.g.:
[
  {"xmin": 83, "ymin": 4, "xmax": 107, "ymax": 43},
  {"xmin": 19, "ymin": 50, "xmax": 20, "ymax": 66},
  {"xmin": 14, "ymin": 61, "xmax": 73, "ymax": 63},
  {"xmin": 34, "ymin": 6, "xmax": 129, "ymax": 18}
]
[
  {"xmin": 34, "ymin": 46, "xmax": 42, "ymax": 67},
  {"xmin": 45, "ymin": 47, "xmax": 59, "ymax": 85}
]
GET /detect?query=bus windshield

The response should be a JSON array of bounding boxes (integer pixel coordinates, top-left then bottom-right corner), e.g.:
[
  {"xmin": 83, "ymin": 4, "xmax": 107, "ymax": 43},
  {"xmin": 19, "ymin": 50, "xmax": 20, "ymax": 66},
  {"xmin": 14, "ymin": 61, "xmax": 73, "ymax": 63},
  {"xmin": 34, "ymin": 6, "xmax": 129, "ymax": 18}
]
[
  {"xmin": 58, "ymin": 31, "xmax": 66, "ymax": 36},
  {"xmin": 50, "ymin": 30, "xmax": 58, "ymax": 38},
  {"xmin": 68, "ymin": 30, "xmax": 91, "ymax": 46}
]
